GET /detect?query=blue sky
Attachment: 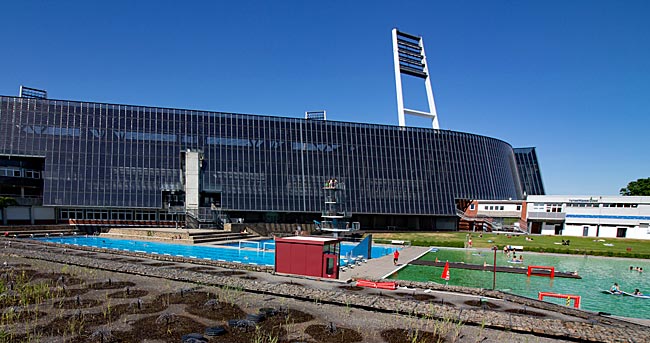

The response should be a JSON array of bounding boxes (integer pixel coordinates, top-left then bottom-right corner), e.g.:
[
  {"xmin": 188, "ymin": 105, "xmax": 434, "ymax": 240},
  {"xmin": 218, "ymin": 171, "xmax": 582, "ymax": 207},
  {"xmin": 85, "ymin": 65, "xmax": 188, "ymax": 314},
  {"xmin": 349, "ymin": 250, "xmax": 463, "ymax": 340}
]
[{"xmin": 1, "ymin": 1, "xmax": 648, "ymax": 195}]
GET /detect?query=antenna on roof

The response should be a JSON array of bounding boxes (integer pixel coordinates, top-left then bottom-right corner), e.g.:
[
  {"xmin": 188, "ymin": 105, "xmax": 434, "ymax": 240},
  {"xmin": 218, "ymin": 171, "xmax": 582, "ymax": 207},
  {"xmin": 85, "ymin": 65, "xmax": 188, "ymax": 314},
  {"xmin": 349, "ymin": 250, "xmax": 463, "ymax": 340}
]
[
  {"xmin": 305, "ymin": 111, "xmax": 326, "ymax": 121},
  {"xmin": 19, "ymin": 86, "xmax": 47, "ymax": 99},
  {"xmin": 392, "ymin": 29, "xmax": 439, "ymax": 129}
]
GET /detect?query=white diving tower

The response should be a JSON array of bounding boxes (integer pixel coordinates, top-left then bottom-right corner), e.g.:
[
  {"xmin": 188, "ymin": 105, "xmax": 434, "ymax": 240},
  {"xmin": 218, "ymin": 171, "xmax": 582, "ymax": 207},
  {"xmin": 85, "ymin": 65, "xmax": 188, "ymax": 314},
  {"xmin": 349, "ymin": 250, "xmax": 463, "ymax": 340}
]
[
  {"xmin": 316, "ymin": 179, "xmax": 360, "ymax": 238},
  {"xmin": 392, "ymin": 28, "xmax": 440, "ymax": 129}
]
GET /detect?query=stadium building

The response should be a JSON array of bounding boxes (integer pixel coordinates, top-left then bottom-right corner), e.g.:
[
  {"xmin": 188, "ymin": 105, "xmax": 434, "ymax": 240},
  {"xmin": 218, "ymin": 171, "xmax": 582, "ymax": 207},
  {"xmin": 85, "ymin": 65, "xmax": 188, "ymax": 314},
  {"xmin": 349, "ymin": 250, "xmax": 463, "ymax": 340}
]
[
  {"xmin": 0, "ymin": 31, "xmax": 543, "ymax": 231},
  {"xmin": 0, "ymin": 94, "xmax": 529, "ymax": 230}
]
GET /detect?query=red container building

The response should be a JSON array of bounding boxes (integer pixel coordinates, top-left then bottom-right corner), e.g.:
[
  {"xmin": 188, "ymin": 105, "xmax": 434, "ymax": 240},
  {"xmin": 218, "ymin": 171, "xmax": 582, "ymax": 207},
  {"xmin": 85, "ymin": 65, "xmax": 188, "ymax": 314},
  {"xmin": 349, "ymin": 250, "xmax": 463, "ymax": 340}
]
[{"xmin": 274, "ymin": 236, "xmax": 341, "ymax": 279}]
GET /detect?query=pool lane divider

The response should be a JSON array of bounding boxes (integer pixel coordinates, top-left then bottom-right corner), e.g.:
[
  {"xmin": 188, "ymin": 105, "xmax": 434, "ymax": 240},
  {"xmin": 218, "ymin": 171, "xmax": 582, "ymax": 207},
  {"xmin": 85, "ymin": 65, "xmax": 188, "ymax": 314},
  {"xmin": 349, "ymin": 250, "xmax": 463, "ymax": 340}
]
[{"xmin": 410, "ymin": 260, "xmax": 581, "ymax": 279}]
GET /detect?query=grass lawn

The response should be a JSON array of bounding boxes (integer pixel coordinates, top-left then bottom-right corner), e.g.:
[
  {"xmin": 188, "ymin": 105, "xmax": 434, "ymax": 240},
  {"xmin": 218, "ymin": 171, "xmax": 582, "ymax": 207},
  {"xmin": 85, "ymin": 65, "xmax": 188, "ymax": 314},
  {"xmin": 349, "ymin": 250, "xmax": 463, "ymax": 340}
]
[{"xmin": 370, "ymin": 231, "xmax": 650, "ymax": 259}]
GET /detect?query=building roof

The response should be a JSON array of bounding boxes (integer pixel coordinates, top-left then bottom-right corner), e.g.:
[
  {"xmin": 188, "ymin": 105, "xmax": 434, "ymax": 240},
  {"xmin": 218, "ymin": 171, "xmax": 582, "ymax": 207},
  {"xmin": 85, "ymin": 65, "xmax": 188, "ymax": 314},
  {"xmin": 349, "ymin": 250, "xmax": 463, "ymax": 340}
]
[
  {"xmin": 526, "ymin": 195, "xmax": 650, "ymax": 204},
  {"xmin": 275, "ymin": 236, "xmax": 341, "ymax": 245}
]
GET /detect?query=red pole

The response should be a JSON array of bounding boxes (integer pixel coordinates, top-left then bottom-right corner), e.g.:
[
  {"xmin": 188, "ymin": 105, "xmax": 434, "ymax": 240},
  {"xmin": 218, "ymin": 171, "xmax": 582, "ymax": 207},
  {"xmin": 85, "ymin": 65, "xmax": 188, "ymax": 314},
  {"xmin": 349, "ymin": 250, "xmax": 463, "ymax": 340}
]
[{"xmin": 492, "ymin": 246, "xmax": 497, "ymax": 290}]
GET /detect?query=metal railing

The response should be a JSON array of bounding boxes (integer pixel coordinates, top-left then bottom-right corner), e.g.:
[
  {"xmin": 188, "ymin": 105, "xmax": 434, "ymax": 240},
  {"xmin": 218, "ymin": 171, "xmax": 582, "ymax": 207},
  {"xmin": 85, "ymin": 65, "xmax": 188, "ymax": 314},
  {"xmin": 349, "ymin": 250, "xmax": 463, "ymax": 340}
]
[
  {"xmin": 321, "ymin": 210, "xmax": 350, "ymax": 218},
  {"xmin": 185, "ymin": 207, "xmax": 224, "ymax": 229}
]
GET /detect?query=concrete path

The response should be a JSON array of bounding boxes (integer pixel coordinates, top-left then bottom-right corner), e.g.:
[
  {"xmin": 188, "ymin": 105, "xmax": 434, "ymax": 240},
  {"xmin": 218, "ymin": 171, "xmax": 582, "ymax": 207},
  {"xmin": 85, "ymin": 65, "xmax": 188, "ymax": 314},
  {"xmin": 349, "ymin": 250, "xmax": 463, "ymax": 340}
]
[{"xmin": 339, "ymin": 245, "xmax": 431, "ymax": 281}]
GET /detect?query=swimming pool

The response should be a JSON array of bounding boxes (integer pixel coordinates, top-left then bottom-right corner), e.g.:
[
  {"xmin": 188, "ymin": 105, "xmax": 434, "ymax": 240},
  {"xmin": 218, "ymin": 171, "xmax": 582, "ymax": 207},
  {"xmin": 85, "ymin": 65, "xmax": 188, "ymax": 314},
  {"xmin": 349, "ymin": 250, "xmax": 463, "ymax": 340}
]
[
  {"xmin": 38, "ymin": 236, "xmax": 277, "ymax": 266},
  {"xmin": 36, "ymin": 236, "xmax": 396, "ymax": 268},
  {"xmin": 221, "ymin": 238, "xmax": 397, "ymax": 265},
  {"xmin": 388, "ymin": 248, "xmax": 650, "ymax": 319}
]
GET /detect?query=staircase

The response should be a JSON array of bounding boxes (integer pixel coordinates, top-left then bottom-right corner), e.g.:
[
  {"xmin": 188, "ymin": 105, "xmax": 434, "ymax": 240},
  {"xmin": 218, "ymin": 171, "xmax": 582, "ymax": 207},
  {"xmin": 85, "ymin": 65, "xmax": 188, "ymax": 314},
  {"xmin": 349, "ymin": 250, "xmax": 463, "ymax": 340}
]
[
  {"xmin": 189, "ymin": 230, "xmax": 256, "ymax": 244},
  {"xmin": 455, "ymin": 209, "xmax": 498, "ymax": 232},
  {"xmin": 185, "ymin": 208, "xmax": 224, "ymax": 230},
  {"xmin": 185, "ymin": 211, "xmax": 200, "ymax": 229},
  {"xmin": 0, "ymin": 225, "xmax": 81, "ymax": 238}
]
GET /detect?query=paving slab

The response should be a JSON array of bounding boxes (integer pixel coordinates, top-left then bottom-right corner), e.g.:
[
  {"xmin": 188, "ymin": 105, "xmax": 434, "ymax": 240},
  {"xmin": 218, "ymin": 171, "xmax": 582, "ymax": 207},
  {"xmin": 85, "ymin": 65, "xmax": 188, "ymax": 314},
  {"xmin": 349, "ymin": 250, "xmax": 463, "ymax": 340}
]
[{"xmin": 340, "ymin": 245, "xmax": 431, "ymax": 281}]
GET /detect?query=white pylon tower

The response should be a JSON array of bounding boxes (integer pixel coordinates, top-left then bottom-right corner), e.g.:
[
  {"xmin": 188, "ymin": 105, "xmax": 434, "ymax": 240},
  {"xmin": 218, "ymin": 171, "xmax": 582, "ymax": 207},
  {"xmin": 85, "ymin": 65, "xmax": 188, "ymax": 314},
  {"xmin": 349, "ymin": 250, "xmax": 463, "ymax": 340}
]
[{"xmin": 392, "ymin": 28, "xmax": 440, "ymax": 129}]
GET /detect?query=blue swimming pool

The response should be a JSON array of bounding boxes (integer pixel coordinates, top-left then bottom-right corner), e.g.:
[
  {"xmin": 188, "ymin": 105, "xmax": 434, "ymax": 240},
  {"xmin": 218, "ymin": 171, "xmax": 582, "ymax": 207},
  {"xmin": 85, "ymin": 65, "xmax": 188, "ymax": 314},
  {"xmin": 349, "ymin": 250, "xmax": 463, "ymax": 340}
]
[
  {"xmin": 221, "ymin": 239, "xmax": 397, "ymax": 265},
  {"xmin": 36, "ymin": 236, "xmax": 396, "ymax": 267},
  {"xmin": 38, "ymin": 236, "xmax": 276, "ymax": 266}
]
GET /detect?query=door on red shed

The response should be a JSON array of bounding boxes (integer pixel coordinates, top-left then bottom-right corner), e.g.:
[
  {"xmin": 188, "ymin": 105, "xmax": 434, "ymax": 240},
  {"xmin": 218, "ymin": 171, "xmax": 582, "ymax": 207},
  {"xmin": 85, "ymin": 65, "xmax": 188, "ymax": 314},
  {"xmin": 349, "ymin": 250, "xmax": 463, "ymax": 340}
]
[{"xmin": 322, "ymin": 254, "xmax": 338, "ymax": 279}]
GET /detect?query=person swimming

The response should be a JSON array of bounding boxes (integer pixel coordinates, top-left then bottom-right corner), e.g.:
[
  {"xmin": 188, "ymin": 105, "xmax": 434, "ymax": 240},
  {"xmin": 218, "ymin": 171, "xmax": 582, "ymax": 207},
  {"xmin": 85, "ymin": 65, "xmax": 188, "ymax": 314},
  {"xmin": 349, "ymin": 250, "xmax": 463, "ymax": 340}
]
[{"xmin": 633, "ymin": 289, "xmax": 643, "ymax": 296}]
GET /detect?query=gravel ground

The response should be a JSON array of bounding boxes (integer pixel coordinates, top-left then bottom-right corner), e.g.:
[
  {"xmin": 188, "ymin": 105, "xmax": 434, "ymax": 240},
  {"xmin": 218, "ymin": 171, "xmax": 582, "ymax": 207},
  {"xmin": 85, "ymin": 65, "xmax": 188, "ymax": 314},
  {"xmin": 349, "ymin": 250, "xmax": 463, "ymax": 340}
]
[{"xmin": 2, "ymin": 239, "xmax": 648, "ymax": 342}]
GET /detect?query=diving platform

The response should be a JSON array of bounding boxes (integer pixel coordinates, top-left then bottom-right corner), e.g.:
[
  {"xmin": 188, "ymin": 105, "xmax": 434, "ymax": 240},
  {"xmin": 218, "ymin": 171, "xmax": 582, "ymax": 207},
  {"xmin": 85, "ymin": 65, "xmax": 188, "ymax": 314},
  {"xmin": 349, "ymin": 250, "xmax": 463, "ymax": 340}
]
[{"xmin": 317, "ymin": 178, "xmax": 359, "ymax": 237}]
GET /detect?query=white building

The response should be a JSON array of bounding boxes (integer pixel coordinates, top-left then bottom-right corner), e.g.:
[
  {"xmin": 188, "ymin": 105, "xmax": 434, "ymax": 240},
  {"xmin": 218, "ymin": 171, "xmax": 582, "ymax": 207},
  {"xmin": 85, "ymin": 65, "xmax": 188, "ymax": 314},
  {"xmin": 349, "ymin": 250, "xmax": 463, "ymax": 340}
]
[
  {"xmin": 459, "ymin": 200, "xmax": 526, "ymax": 232},
  {"xmin": 525, "ymin": 195, "xmax": 650, "ymax": 239}
]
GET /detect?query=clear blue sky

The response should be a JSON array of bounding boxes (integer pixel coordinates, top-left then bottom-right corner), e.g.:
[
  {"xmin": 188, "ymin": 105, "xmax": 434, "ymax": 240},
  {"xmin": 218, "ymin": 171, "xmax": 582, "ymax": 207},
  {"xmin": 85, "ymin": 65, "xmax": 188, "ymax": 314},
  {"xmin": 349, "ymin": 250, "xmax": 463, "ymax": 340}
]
[{"xmin": 1, "ymin": 1, "xmax": 648, "ymax": 195}]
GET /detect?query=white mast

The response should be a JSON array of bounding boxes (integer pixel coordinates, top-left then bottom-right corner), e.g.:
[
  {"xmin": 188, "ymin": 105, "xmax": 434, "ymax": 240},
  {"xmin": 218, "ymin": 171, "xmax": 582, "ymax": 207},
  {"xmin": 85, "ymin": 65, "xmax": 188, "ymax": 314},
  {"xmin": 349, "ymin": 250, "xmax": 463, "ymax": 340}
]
[{"xmin": 392, "ymin": 29, "xmax": 439, "ymax": 129}]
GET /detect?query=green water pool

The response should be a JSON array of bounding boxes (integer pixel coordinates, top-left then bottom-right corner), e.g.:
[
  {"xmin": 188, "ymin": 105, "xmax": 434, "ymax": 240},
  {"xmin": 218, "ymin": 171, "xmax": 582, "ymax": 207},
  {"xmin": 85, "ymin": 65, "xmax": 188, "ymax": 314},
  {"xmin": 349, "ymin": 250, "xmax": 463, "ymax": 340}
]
[{"xmin": 387, "ymin": 248, "xmax": 650, "ymax": 319}]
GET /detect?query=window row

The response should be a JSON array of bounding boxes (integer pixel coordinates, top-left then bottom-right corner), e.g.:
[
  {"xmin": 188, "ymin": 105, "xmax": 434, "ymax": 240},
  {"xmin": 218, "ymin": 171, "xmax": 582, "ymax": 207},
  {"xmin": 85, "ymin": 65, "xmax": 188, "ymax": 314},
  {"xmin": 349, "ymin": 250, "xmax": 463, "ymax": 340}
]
[
  {"xmin": 59, "ymin": 208, "xmax": 178, "ymax": 221},
  {"xmin": 0, "ymin": 166, "xmax": 41, "ymax": 179}
]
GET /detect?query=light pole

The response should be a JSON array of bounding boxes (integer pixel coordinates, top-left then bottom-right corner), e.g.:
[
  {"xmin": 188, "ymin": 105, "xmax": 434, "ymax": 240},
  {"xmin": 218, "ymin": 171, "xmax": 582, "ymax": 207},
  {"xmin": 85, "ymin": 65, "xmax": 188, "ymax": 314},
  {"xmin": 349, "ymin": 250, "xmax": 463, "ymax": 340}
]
[{"xmin": 492, "ymin": 245, "xmax": 498, "ymax": 290}]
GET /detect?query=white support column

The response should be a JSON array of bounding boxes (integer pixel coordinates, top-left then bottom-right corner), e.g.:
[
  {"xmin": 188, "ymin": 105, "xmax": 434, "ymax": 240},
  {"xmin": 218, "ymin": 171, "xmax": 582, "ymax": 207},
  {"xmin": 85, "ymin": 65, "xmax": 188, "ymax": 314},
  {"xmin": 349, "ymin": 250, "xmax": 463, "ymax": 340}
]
[
  {"xmin": 185, "ymin": 151, "xmax": 200, "ymax": 210},
  {"xmin": 392, "ymin": 28, "xmax": 440, "ymax": 129},
  {"xmin": 420, "ymin": 38, "xmax": 439, "ymax": 129},
  {"xmin": 392, "ymin": 29, "xmax": 406, "ymax": 127}
]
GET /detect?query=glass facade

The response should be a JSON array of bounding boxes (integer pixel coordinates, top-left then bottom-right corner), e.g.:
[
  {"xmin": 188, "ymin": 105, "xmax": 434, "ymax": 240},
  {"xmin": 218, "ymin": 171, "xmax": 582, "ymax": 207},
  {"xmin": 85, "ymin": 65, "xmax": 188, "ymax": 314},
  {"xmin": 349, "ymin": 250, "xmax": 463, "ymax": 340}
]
[
  {"xmin": 513, "ymin": 147, "xmax": 545, "ymax": 196},
  {"xmin": 1, "ymin": 96, "xmax": 523, "ymax": 220}
]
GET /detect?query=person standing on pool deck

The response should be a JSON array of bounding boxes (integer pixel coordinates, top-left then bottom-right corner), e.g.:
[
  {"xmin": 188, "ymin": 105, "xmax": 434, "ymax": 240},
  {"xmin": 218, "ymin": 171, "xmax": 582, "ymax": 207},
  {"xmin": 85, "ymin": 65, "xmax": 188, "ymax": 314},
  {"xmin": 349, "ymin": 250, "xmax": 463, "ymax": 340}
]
[{"xmin": 393, "ymin": 249, "xmax": 400, "ymax": 265}]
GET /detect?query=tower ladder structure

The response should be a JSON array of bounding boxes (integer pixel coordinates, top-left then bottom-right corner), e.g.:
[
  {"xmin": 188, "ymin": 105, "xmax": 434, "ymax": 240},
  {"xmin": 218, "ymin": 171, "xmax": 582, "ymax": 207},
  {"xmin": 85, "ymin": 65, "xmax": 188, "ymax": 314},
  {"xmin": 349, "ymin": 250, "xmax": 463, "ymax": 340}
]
[
  {"xmin": 392, "ymin": 28, "xmax": 440, "ymax": 129},
  {"xmin": 319, "ymin": 179, "xmax": 359, "ymax": 238}
]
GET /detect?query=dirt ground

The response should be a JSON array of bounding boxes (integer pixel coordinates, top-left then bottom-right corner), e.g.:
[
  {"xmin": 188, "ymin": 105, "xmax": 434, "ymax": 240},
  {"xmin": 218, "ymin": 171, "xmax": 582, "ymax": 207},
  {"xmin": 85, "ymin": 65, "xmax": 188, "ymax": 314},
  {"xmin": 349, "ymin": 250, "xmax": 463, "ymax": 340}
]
[{"xmin": 0, "ymin": 254, "xmax": 573, "ymax": 343}]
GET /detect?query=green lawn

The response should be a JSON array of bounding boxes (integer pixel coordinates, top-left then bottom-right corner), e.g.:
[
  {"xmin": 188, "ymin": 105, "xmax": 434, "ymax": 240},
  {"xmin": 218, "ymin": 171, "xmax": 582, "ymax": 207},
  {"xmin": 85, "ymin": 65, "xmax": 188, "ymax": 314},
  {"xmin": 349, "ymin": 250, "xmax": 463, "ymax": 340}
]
[{"xmin": 370, "ymin": 231, "xmax": 650, "ymax": 259}]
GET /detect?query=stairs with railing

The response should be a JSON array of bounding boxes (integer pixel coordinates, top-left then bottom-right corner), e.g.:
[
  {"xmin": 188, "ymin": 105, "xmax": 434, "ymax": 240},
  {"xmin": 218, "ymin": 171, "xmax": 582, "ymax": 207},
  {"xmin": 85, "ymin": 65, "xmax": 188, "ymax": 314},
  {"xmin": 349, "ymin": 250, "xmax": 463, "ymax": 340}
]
[
  {"xmin": 184, "ymin": 208, "xmax": 224, "ymax": 230},
  {"xmin": 190, "ymin": 230, "xmax": 256, "ymax": 244},
  {"xmin": 0, "ymin": 225, "xmax": 81, "ymax": 238},
  {"xmin": 455, "ymin": 209, "xmax": 498, "ymax": 232}
]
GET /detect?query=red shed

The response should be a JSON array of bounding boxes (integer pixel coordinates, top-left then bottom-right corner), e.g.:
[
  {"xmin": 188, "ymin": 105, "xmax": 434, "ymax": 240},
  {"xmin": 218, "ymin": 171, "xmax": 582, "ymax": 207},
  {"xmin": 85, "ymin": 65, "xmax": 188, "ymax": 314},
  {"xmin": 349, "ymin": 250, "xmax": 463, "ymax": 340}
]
[{"xmin": 274, "ymin": 236, "xmax": 341, "ymax": 279}]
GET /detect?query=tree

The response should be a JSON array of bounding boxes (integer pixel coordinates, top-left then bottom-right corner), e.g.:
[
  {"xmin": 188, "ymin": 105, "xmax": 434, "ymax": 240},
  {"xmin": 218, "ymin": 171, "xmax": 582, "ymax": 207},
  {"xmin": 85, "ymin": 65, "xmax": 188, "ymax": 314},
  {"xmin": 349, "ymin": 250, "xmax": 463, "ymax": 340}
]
[
  {"xmin": 0, "ymin": 196, "xmax": 18, "ymax": 226},
  {"xmin": 620, "ymin": 178, "xmax": 650, "ymax": 196}
]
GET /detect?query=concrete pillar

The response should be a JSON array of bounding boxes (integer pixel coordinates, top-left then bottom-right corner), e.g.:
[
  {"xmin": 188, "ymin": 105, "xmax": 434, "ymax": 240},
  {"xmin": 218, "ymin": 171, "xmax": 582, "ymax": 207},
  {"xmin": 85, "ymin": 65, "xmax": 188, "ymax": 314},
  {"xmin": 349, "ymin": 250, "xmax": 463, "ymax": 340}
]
[{"xmin": 185, "ymin": 151, "xmax": 201, "ymax": 210}]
